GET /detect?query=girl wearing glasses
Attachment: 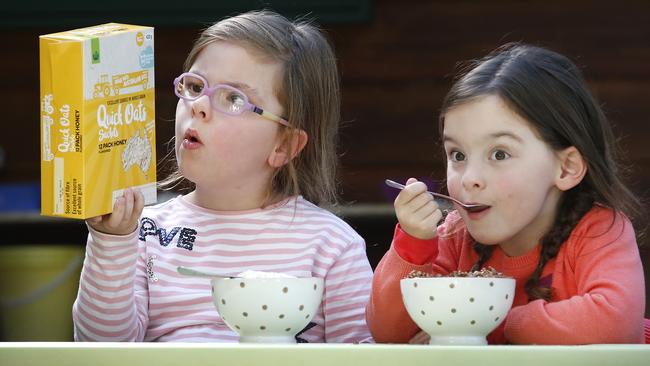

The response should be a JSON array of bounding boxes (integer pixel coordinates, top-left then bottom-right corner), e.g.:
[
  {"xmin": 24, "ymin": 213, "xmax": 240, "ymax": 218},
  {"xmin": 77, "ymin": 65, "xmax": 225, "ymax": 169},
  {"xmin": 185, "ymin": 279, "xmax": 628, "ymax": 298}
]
[
  {"xmin": 73, "ymin": 10, "xmax": 373, "ymax": 343},
  {"xmin": 366, "ymin": 44, "xmax": 646, "ymax": 344}
]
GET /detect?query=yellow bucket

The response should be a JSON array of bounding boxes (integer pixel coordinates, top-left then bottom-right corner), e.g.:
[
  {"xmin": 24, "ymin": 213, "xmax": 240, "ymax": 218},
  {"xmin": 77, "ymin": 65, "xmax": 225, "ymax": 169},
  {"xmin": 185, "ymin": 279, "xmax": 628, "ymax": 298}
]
[{"xmin": 0, "ymin": 245, "xmax": 84, "ymax": 341}]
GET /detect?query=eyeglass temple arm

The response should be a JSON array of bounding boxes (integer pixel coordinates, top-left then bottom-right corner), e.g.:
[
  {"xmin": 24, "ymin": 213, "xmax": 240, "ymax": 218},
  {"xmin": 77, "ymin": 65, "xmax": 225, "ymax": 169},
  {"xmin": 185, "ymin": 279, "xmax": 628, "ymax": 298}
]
[{"xmin": 252, "ymin": 106, "xmax": 290, "ymax": 126}]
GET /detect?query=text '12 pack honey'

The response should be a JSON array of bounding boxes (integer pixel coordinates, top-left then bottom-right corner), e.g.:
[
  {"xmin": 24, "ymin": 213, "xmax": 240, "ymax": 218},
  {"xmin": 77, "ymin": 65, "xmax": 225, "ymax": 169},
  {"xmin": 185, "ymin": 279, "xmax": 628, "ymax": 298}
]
[{"xmin": 40, "ymin": 23, "xmax": 157, "ymax": 219}]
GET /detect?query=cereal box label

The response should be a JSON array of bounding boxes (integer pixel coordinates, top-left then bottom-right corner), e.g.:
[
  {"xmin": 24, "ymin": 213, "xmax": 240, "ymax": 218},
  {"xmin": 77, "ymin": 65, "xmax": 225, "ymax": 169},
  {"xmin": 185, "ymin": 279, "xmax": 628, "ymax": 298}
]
[{"xmin": 40, "ymin": 23, "xmax": 157, "ymax": 219}]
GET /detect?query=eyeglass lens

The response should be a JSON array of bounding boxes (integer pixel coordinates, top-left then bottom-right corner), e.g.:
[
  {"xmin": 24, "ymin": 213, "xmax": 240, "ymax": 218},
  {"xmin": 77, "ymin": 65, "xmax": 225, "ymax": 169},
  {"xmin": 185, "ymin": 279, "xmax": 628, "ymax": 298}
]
[{"xmin": 176, "ymin": 74, "xmax": 247, "ymax": 115}]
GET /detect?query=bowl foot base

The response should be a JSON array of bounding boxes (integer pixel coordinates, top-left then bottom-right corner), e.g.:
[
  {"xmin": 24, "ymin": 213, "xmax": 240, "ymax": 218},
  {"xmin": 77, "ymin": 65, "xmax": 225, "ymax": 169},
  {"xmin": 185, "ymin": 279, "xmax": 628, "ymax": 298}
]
[
  {"xmin": 429, "ymin": 335, "xmax": 487, "ymax": 345},
  {"xmin": 239, "ymin": 335, "xmax": 296, "ymax": 343}
]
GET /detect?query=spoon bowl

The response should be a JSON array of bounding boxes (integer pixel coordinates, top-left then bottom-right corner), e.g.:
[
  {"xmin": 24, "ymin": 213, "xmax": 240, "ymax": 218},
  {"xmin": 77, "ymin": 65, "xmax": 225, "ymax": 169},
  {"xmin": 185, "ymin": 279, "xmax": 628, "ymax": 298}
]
[{"xmin": 385, "ymin": 179, "xmax": 489, "ymax": 212}]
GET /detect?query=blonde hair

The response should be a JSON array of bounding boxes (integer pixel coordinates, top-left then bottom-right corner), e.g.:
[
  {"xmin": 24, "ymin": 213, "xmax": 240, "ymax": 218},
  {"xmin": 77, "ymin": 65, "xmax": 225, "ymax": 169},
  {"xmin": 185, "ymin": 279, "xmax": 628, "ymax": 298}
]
[{"xmin": 160, "ymin": 10, "xmax": 341, "ymax": 206}]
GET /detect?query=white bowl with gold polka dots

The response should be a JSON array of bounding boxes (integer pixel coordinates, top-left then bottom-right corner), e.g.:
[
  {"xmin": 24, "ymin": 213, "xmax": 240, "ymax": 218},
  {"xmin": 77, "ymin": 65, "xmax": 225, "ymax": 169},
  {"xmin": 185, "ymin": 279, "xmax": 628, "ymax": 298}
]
[
  {"xmin": 211, "ymin": 277, "xmax": 324, "ymax": 343},
  {"xmin": 400, "ymin": 276, "xmax": 515, "ymax": 345}
]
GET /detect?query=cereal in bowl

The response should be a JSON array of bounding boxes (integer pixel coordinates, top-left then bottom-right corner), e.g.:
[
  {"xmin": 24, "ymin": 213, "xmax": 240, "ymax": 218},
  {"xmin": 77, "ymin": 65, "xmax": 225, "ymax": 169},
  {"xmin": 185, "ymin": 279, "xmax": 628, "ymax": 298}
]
[{"xmin": 405, "ymin": 267, "xmax": 507, "ymax": 279}]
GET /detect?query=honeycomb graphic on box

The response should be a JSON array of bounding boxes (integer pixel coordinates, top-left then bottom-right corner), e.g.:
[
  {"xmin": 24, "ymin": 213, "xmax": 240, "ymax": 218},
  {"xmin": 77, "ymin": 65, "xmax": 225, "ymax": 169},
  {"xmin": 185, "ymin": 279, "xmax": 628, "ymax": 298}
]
[{"xmin": 122, "ymin": 129, "xmax": 152, "ymax": 174}]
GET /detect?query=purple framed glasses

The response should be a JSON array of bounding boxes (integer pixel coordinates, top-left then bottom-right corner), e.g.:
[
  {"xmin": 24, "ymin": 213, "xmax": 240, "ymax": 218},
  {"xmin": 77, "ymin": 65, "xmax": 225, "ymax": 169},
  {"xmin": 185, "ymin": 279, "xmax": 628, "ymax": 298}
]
[{"xmin": 173, "ymin": 72, "xmax": 289, "ymax": 126}]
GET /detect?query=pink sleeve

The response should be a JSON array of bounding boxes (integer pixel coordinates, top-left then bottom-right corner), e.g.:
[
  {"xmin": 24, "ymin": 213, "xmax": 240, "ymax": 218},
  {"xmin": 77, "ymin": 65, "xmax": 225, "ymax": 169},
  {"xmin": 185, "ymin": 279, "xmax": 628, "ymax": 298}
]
[
  {"xmin": 72, "ymin": 224, "xmax": 150, "ymax": 341},
  {"xmin": 322, "ymin": 237, "xmax": 374, "ymax": 343},
  {"xmin": 505, "ymin": 213, "xmax": 645, "ymax": 344}
]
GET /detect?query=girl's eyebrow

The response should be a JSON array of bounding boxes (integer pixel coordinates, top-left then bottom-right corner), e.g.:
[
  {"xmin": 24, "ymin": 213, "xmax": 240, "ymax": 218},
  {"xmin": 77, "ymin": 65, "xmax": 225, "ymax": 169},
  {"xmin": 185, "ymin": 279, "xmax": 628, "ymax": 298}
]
[
  {"xmin": 489, "ymin": 131, "xmax": 524, "ymax": 143},
  {"xmin": 442, "ymin": 134, "xmax": 457, "ymax": 144},
  {"xmin": 443, "ymin": 131, "xmax": 524, "ymax": 144},
  {"xmin": 189, "ymin": 70, "xmax": 262, "ymax": 100},
  {"xmin": 224, "ymin": 81, "xmax": 261, "ymax": 100}
]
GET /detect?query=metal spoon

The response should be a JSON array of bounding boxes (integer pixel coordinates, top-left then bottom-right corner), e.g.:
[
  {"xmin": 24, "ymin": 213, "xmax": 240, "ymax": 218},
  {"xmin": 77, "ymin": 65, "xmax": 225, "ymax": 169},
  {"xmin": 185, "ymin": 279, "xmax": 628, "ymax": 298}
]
[
  {"xmin": 177, "ymin": 266, "xmax": 234, "ymax": 279},
  {"xmin": 384, "ymin": 179, "xmax": 490, "ymax": 212}
]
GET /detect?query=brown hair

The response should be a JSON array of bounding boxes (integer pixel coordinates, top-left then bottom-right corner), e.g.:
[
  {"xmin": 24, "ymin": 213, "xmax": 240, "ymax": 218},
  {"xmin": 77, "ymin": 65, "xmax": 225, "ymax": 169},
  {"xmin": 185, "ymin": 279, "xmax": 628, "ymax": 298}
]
[
  {"xmin": 439, "ymin": 43, "xmax": 643, "ymax": 301},
  {"xmin": 160, "ymin": 10, "xmax": 341, "ymax": 206}
]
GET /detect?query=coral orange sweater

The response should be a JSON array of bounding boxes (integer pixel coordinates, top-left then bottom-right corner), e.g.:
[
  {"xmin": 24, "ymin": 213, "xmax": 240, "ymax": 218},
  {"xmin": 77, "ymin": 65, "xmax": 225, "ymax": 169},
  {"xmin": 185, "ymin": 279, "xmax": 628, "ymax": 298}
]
[{"xmin": 366, "ymin": 206, "xmax": 646, "ymax": 344}]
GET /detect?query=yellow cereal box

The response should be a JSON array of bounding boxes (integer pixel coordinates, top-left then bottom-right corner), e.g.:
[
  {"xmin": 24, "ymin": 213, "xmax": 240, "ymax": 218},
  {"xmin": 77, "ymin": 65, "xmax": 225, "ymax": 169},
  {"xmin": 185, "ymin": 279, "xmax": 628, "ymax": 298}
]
[{"xmin": 40, "ymin": 23, "xmax": 157, "ymax": 219}]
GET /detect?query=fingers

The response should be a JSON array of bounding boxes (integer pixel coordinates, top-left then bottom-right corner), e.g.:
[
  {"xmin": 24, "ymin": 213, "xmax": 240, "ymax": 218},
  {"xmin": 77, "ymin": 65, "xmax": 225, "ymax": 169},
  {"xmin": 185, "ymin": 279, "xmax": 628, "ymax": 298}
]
[
  {"xmin": 404, "ymin": 196, "xmax": 436, "ymax": 216},
  {"xmin": 133, "ymin": 189, "xmax": 145, "ymax": 217},
  {"xmin": 123, "ymin": 188, "xmax": 135, "ymax": 220},
  {"xmin": 407, "ymin": 193, "xmax": 437, "ymax": 217},
  {"xmin": 394, "ymin": 178, "xmax": 429, "ymax": 207},
  {"xmin": 91, "ymin": 189, "xmax": 143, "ymax": 236},
  {"xmin": 395, "ymin": 178, "xmax": 436, "ymax": 219},
  {"xmin": 118, "ymin": 189, "xmax": 143, "ymax": 233},
  {"xmin": 398, "ymin": 203, "xmax": 442, "ymax": 237},
  {"xmin": 85, "ymin": 214, "xmax": 105, "ymax": 232},
  {"xmin": 128, "ymin": 190, "xmax": 145, "ymax": 231},
  {"xmin": 86, "ymin": 215, "xmax": 102, "ymax": 225},
  {"xmin": 394, "ymin": 178, "xmax": 443, "ymax": 240},
  {"xmin": 106, "ymin": 193, "xmax": 127, "ymax": 228}
]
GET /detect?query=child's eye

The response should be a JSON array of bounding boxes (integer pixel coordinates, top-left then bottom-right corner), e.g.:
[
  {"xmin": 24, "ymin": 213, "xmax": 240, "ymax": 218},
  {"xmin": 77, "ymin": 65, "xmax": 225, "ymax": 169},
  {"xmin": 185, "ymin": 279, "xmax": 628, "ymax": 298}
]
[
  {"xmin": 449, "ymin": 151, "xmax": 466, "ymax": 162},
  {"xmin": 214, "ymin": 88, "xmax": 248, "ymax": 114},
  {"xmin": 227, "ymin": 92, "xmax": 246, "ymax": 106},
  {"xmin": 184, "ymin": 81, "xmax": 203, "ymax": 96},
  {"xmin": 226, "ymin": 92, "xmax": 246, "ymax": 112},
  {"xmin": 490, "ymin": 150, "xmax": 510, "ymax": 161}
]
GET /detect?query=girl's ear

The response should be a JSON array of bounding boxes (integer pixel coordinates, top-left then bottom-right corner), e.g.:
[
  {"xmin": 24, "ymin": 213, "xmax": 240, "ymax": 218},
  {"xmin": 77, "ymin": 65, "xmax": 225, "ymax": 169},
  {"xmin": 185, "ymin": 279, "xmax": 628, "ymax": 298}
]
[
  {"xmin": 268, "ymin": 129, "xmax": 308, "ymax": 168},
  {"xmin": 556, "ymin": 146, "xmax": 587, "ymax": 191}
]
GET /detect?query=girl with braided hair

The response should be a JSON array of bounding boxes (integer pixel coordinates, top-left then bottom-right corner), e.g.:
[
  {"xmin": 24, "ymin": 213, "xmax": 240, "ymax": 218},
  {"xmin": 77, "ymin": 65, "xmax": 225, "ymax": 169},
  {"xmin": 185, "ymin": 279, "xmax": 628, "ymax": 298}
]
[{"xmin": 366, "ymin": 43, "xmax": 646, "ymax": 344}]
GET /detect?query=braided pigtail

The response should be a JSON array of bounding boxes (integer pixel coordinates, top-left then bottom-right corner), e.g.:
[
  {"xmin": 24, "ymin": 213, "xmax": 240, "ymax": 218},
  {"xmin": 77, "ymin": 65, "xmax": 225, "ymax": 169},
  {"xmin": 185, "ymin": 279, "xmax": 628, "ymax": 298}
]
[
  {"xmin": 525, "ymin": 188, "xmax": 595, "ymax": 301},
  {"xmin": 470, "ymin": 241, "xmax": 495, "ymax": 272}
]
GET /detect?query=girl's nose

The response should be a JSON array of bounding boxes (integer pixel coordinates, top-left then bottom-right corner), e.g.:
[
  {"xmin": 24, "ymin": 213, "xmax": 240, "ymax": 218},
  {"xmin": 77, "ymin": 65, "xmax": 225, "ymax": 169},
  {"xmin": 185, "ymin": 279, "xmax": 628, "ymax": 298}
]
[
  {"xmin": 461, "ymin": 160, "xmax": 485, "ymax": 191},
  {"xmin": 190, "ymin": 95, "xmax": 212, "ymax": 121}
]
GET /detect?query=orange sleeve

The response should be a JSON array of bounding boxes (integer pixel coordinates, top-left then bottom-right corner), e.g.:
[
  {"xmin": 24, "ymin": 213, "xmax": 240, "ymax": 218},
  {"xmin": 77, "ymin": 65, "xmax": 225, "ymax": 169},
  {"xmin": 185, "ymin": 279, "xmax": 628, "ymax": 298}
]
[
  {"xmin": 393, "ymin": 224, "xmax": 438, "ymax": 265},
  {"xmin": 504, "ymin": 210, "xmax": 645, "ymax": 344}
]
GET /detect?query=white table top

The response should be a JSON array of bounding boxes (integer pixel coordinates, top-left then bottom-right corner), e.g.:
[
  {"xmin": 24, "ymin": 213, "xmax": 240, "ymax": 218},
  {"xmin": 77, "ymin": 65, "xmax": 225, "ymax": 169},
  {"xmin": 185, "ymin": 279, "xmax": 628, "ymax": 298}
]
[{"xmin": 1, "ymin": 342, "xmax": 649, "ymax": 366}]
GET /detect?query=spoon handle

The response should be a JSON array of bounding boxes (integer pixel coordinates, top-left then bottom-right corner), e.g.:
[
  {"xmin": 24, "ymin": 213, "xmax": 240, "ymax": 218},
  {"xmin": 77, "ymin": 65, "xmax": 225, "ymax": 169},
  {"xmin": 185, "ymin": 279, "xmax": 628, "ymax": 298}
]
[
  {"xmin": 177, "ymin": 266, "xmax": 232, "ymax": 279},
  {"xmin": 385, "ymin": 179, "xmax": 460, "ymax": 206}
]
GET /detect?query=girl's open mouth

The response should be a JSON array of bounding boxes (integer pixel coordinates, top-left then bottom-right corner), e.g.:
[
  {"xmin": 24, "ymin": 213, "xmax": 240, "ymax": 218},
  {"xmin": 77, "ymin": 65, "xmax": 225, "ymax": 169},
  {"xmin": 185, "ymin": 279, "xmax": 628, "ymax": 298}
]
[
  {"xmin": 465, "ymin": 205, "xmax": 491, "ymax": 219},
  {"xmin": 464, "ymin": 203, "xmax": 490, "ymax": 213},
  {"xmin": 182, "ymin": 128, "xmax": 202, "ymax": 149}
]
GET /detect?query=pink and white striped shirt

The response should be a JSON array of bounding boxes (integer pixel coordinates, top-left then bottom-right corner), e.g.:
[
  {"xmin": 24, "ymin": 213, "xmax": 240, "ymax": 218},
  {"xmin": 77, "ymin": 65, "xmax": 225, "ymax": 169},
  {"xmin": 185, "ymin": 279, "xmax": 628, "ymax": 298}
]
[{"xmin": 72, "ymin": 195, "xmax": 373, "ymax": 342}]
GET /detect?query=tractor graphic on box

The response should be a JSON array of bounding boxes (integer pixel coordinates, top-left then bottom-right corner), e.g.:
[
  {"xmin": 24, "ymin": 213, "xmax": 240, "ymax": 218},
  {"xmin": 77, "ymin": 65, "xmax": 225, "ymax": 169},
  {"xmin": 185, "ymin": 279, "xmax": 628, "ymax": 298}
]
[{"xmin": 93, "ymin": 70, "xmax": 149, "ymax": 98}]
